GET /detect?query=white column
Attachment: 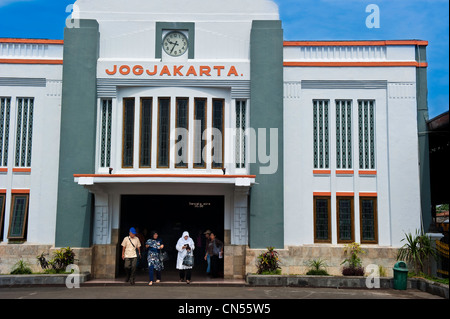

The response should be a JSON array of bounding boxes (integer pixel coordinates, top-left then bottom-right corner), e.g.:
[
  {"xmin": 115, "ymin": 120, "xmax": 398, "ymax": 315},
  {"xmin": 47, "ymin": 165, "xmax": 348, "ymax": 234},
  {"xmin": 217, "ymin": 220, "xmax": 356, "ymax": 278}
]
[{"xmin": 232, "ymin": 186, "xmax": 249, "ymax": 245}]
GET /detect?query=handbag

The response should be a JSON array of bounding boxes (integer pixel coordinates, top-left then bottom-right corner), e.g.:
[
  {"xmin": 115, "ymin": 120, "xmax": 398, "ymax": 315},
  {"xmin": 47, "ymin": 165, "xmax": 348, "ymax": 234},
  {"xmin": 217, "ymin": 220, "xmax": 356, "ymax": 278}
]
[
  {"xmin": 128, "ymin": 237, "xmax": 139, "ymax": 258},
  {"xmin": 159, "ymin": 250, "xmax": 169, "ymax": 262},
  {"xmin": 182, "ymin": 250, "xmax": 194, "ymax": 267}
]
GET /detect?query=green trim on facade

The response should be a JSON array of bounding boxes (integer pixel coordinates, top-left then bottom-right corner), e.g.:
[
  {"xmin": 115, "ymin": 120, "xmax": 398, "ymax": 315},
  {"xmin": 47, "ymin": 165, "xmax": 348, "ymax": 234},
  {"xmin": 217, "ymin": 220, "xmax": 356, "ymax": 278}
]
[
  {"xmin": 249, "ymin": 20, "xmax": 284, "ymax": 249},
  {"xmin": 415, "ymin": 45, "xmax": 432, "ymax": 232},
  {"xmin": 155, "ymin": 22, "xmax": 195, "ymax": 59},
  {"xmin": 55, "ymin": 20, "xmax": 99, "ymax": 248}
]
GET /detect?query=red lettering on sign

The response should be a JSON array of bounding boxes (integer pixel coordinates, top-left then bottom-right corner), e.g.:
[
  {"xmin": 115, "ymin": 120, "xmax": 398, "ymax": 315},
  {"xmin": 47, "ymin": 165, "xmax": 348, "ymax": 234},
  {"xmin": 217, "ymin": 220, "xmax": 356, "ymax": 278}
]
[
  {"xmin": 186, "ymin": 65, "xmax": 198, "ymax": 76},
  {"xmin": 119, "ymin": 65, "xmax": 130, "ymax": 75},
  {"xmin": 160, "ymin": 65, "xmax": 171, "ymax": 76},
  {"xmin": 173, "ymin": 65, "xmax": 184, "ymax": 76},
  {"xmin": 146, "ymin": 65, "xmax": 158, "ymax": 76},
  {"xmin": 214, "ymin": 66, "xmax": 225, "ymax": 76},
  {"xmin": 133, "ymin": 65, "xmax": 144, "ymax": 76},
  {"xmin": 227, "ymin": 66, "xmax": 239, "ymax": 77},
  {"xmin": 106, "ymin": 65, "xmax": 117, "ymax": 75},
  {"xmin": 200, "ymin": 66, "xmax": 211, "ymax": 76}
]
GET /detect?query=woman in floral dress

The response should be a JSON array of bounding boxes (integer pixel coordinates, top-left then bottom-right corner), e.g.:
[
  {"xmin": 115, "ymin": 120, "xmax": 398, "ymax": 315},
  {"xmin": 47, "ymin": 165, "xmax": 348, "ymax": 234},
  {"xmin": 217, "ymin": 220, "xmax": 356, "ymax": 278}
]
[{"xmin": 145, "ymin": 231, "xmax": 164, "ymax": 286}]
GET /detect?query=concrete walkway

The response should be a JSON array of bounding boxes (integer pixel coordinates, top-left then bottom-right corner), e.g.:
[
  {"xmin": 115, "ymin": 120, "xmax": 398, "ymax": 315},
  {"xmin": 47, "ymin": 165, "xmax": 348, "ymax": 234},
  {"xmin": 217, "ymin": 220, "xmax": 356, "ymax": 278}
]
[{"xmin": 0, "ymin": 285, "xmax": 444, "ymax": 299}]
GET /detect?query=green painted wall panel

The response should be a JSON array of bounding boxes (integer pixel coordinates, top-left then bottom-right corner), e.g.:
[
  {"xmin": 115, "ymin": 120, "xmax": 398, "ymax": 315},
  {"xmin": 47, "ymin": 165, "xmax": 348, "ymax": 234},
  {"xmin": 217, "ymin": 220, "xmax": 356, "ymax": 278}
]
[
  {"xmin": 55, "ymin": 20, "xmax": 99, "ymax": 248},
  {"xmin": 249, "ymin": 20, "xmax": 284, "ymax": 249},
  {"xmin": 416, "ymin": 45, "xmax": 432, "ymax": 232}
]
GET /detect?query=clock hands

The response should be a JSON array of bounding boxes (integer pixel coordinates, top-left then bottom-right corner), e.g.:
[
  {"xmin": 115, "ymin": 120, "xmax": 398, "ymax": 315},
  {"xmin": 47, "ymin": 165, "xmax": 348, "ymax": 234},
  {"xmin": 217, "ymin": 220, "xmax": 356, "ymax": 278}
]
[{"xmin": 170, "ymin": 41, "xmax": 179, "ymax": 54}]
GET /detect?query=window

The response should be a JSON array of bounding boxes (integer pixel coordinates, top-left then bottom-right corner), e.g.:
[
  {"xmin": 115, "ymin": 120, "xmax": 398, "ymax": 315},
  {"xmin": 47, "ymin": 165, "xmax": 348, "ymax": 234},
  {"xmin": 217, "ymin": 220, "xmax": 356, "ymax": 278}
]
[
  {"xmin": 313, "ymin": 100, "xmax": 329, "ymax": 169},
  {"xmin": 100, "ymin": 99, "xmax": 113, "ymax": 168},
  {"xmin": 212, "ymin": 99, "xmax": 224, "ymax": 169},
  {"xmin": 337, "ymin": 197, "xmax": 354, "ymax": 243},
  {"xmin": 194, "ymin": 98, "xmax": 207, "ymax": 168},
  {"xmin": 157, "ymin": 98, "xmax": 171, "ymax": 168},
  {"xmin": 0, "ymin": 193, "xmax": 5, "ymax": 241},
  {"xmin": 235, "ymin": 100, "xmax": 246, "ymax": 169},
  {"xmin": 0, "ymin": 98, "xmax": 11, "ymax": 167},
  {"xmin": 358, "ymin": 100, "xmax": 376, "ymax": 170},
  {"xmin": 15, "ymin": 98, "xmax": 34, "ymax": 168},
  {"xmin": 175, "ymin": 98, "xmax": 189, "ymax": 168},
  {"xmin": 360, "ymin": 197, "xmax": 378, "ymax": 244},
  {"xmin": 314, "ymin": 196, "xmax": 331, "ymax": 243},
  {"xmin": 8, "ymin": 193, "xmax": 29, "ymax": 240},
  {"xmin": 122, "ymin": 98, "xmax": 135, "ymax": 168},
  {"xmin": 336, "ymin": 100, "xmax": 352, "ymax": 169},
  {"xmin": 140, "ymin": 98, "xmax": 152, "ymax": 168}
]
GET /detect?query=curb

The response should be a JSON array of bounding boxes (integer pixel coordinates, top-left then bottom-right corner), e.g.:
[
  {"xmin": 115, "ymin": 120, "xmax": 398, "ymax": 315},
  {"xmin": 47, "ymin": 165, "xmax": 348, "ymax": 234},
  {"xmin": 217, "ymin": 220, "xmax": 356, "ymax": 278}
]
[
  {"xmin": 0, "ymin": 272, "xmax": 91, "ymax": 287},
  {"xmin": 246, "ymin": 275, "xmax": 449, "ymax": 298}
]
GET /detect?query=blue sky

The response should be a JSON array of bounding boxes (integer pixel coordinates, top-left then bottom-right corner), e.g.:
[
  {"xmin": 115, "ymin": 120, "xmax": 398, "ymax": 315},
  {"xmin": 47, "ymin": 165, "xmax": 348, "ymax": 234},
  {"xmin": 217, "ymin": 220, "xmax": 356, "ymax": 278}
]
[{"xmin": 0, "ymin": 0, "xmax": 448, "ymax": 118}]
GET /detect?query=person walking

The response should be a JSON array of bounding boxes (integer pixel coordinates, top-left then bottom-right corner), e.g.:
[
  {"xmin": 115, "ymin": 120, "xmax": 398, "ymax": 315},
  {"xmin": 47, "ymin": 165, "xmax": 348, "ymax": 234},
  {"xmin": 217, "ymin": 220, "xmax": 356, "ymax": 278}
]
[
  {"xmin": 176, "ymin": 231, "xmax": 195, "ymax": 284},
  {"xmin": 204, "ymin": 230, "xmax": 212, "ymax": 275},
  {"xmin": 145, "ymin": 231, "xmax": 164, "ymax": 286},
  {"xmin": 205, "ymin": 231, "xmax": 223, "ymax": 278},
  {"xmin": 121, "ymin": 227, "xmax": 141, "ymax": 285}
]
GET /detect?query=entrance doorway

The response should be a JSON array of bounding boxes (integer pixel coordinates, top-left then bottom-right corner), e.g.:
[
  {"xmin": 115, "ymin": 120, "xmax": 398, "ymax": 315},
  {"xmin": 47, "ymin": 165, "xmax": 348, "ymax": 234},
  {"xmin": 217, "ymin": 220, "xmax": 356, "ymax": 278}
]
[{"xmin": 118, "ymin": 195, "xmax": 225, "ymax": 281}]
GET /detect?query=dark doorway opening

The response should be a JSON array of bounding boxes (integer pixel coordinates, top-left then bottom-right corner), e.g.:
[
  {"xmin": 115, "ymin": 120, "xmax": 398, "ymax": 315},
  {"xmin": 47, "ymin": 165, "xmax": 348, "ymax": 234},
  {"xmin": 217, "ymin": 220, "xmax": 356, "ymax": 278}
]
[{"xmin": 118, "ymin": 194, "xmax": 225, "ymax": 282}]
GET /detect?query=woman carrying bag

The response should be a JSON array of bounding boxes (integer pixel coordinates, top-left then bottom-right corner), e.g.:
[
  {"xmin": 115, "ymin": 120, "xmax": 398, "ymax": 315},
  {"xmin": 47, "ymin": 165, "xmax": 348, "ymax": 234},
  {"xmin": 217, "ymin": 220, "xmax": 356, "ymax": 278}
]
[
  {"xmin": 145, "ymin": 231, "xmax": 164, "ymax": 286},
  {"xmin": 176, "ymin": 231, "xmax": 195, "ymax": 284}
]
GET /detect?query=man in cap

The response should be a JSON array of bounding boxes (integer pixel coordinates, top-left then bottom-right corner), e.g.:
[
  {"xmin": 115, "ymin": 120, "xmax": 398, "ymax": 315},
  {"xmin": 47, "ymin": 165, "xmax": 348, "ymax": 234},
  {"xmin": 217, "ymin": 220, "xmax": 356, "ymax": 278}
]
[{"xmin": 121, "ymin": 227, "xmax": 141, "ymax": 285}]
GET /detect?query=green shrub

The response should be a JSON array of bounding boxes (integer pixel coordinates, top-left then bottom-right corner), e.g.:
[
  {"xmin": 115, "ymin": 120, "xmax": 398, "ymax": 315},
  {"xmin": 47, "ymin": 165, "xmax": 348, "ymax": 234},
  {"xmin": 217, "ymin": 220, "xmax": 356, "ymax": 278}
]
[
  {"xmin": 306, "ymin": 269, "xmax": 329, "ymax": 276},
  {"xmin": 256, "ymin": 247, "xmax": 281, "ymax": 275},
  {"xmin": 305, "ymin": 258, "xmax": 329, "ymax": 276},
  {"xmin": 397, "ymin": 230, "xmax": 437, "ymax": 275},
  {"xmin": 36, "ymin": 247, "xmax": 76, "ymax": 273},
  {"xmin": 10, "ymin": 260, "xmax": 32, "ymax": 275}
]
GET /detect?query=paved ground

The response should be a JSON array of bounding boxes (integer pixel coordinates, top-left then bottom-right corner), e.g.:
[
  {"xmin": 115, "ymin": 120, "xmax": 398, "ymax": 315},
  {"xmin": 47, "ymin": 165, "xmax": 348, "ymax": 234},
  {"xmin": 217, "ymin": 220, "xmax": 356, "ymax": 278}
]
[{"xmin": 0, "ymin": 285, "xmax": 444, "ymax": 299}]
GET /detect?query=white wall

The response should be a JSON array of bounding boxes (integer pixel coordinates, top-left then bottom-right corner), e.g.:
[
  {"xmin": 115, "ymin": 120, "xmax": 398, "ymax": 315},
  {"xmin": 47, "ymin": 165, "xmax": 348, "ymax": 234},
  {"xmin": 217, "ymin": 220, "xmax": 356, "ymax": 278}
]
[
  {"xmin": 0, "ymin": 63, "xmax": 62, "ymax": 245},
  {"xmin": 283, "ymin": 63, "xmax": 422, "ymax": 247}
]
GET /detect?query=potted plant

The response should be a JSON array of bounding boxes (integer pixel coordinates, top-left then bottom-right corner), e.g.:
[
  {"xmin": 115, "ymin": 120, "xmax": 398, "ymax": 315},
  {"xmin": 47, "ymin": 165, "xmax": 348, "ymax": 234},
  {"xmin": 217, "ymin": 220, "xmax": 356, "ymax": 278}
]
[{"xmin": 341, "ymin": 242, "xmax": 365, "ymax": 276}]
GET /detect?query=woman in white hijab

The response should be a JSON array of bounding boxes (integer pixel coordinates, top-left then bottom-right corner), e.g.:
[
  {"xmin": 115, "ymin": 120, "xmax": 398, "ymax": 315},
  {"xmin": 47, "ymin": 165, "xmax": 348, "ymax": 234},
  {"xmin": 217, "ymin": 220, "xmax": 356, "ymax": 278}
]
[{"xmin": 176, "ymin": 231, "xmax": 195, "ymax": 284}]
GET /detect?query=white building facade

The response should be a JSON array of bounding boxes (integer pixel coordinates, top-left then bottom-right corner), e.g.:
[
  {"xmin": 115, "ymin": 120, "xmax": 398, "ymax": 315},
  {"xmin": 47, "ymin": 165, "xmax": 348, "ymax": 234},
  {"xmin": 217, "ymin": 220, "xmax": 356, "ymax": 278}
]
[{"xmin": 0, "ymin": 0, "xmax": 430, "ymax": 278}]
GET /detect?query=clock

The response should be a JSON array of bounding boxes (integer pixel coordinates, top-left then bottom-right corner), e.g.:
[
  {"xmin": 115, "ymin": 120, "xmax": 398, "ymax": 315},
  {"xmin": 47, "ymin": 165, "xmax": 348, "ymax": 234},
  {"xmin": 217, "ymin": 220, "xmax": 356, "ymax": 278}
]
[{"xmin": 162, "ymin": 31, "xmax": 189, "ymax": 57}]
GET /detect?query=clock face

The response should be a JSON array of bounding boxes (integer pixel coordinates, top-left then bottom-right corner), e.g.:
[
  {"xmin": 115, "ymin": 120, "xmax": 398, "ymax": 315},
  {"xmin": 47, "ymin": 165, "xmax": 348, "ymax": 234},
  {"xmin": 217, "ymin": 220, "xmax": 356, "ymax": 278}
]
[{"xmin": 163, "ymin": 31, "xmax": 188, "ymax": 57}]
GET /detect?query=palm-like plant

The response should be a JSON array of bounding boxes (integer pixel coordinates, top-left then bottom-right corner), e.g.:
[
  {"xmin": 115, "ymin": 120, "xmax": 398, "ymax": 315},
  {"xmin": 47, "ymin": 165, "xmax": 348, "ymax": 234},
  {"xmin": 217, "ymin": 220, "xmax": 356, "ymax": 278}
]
[
  {"xmin": 305, "ymin": 258, "xmax": 329, "ymax": 275},
  {"xmin": 397, "ymin": 230, "xmax": 437, "ymax": 275}
]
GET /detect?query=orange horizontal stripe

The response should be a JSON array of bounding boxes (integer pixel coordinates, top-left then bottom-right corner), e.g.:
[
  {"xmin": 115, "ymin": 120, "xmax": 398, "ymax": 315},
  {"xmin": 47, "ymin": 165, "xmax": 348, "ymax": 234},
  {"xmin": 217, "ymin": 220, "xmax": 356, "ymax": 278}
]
[
  {"xmin": 74, "ymin": 174, "xmax": 256, "ymax": 179},
  {"xmin": 336, "ymin": 170, "xmax": 354, "ymax": 175},
  {"xmin": 360, "ymin": 192, "xmax": 378, "ymax": 197},
  {"xmin": 313, "ymin": 170, "xmax": 331, "ymax": 175},
  {"xmin": 336, "ymin": 192, "xmax": 354, "ymax": 197},
  {"xmin": 11, "ymin": 189, "xmax": 30, "ymax": 194},
  {"xmin": 0, "ymin": 38, "xmax": 64, "ymax": 45},
  {"xmin": 0, "ymin": 168, "xmax": 7, "ymax": 173},
  {"xmin": 284, "ymin": 61, "xmax": 427, "ymax": 68},
  {"xmin": 284, "ymin": 40, "xmax": 428, "ymax": 47},
  {"xmin": 0, "ymin": 59, "xmax": 63, "ymax": 65},
  {"xmin": 0, "ymin": 189, "xmax": 6, "ymax": 194},
  {"xmin": 13, "ymin": 168, "xmax": 31, "ymax": 173},
  {"xmin": 359, "ymin": 170, "xmax": 377, "ymax": 175},
  {"xmin": 314, "ymin": 192, "xmax": 331, "ymax": 197}
]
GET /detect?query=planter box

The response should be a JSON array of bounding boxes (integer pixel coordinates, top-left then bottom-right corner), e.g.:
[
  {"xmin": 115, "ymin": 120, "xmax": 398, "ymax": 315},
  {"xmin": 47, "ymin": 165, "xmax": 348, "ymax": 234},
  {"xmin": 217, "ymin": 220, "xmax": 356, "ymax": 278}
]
[
  {"xmin": 246, "ymin": 274, "xmax": 449, "ymax": 298},
  {"xmin": 0, "ymin": 272, "xmax": 91, "ymax": 287}
]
